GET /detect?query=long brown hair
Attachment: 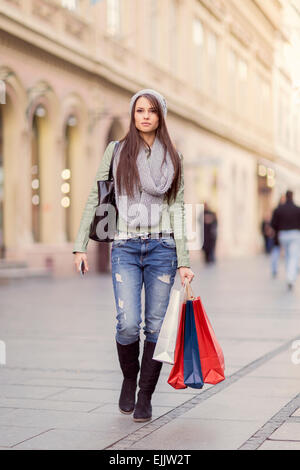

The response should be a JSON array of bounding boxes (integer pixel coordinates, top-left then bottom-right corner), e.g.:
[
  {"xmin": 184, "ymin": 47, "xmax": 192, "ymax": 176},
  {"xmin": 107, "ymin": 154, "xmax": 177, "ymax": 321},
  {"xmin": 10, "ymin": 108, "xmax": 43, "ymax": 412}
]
[{"xmin": 116, "ymin": 93, "xmax": 181, "ymax": 205}]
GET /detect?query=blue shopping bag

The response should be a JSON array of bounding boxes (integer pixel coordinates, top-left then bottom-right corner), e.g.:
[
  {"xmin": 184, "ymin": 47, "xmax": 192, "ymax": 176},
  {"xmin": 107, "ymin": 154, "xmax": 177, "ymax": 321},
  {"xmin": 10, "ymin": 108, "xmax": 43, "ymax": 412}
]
[{"xmin": 183, "ymin": 300, "xmax": 204, "ymax": 389}]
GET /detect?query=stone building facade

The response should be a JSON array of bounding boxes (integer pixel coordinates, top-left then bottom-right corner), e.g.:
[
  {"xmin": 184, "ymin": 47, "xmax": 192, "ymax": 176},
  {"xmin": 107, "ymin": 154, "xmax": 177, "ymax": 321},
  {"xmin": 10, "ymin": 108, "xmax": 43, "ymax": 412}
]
[{"xmin": 0, "ymin": 0, "xmax": 299, "ymax": 277}]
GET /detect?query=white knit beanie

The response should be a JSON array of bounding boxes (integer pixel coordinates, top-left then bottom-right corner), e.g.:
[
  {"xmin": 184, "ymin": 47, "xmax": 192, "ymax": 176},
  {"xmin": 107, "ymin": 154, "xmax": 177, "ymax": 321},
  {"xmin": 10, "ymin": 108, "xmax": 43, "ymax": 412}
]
[{"xmin": 129, "ymin": 89, "xmax": 167, "ymax": 117}]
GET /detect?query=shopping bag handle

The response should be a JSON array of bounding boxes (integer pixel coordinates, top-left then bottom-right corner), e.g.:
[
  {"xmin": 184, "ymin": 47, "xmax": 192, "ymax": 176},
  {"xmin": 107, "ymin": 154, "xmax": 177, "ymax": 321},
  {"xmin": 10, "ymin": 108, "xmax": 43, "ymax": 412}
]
[{"xmin": 183, "ymin": 278, "xmax": 195, "ymax": 302}]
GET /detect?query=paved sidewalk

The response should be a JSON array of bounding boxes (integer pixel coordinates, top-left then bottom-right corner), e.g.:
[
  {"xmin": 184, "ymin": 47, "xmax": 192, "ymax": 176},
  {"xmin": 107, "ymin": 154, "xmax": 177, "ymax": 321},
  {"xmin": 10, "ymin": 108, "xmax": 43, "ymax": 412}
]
[{"xmin": 0, "ymin": 253, "xmax": 299, "ymax": 450}]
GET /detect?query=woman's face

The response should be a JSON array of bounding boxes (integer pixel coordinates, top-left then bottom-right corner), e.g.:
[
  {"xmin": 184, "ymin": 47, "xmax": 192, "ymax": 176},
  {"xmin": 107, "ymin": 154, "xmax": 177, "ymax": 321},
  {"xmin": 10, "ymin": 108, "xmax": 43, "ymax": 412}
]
[{"xmin": 134, "ymin": 96, "xmax": 159, "ymax": 134}]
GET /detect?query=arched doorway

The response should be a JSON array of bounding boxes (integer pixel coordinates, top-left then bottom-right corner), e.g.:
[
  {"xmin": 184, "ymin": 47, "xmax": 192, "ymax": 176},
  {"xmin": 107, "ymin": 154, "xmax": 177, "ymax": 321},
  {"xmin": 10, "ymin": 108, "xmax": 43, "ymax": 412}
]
[
  {"xmin": 31, "ymin": 106, "xmax": 46, "ymax": 242},
  {"xmin": 97, "ymin": 118, "xmax": 124, "ymax": 272},
  {"xmin": 62, "ymin": 115, "xmax": 77, "ymax": 242}
]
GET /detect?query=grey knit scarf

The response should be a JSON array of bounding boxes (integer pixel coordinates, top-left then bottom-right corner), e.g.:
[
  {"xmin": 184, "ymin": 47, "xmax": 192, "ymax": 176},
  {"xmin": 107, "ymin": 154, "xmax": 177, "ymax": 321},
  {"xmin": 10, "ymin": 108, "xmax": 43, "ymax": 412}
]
[{"xmin": 112, "ymin": 136, "xmax": 174, "ymax": 230}]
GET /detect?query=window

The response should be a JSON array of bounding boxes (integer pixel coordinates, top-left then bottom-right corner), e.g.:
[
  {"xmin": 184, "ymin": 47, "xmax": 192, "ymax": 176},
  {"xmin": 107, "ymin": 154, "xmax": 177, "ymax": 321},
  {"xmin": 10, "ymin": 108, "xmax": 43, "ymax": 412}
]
[
  {"xmin": 107, "ymin": 0, "xmax": 121, "ymax": 37},
  {"xmin": 193, "ymin": 18, "xmax": 204, "ymax": 88},
  {"xmin": 262, "ymin": 80, "xmax": 271, "ymax": 125},
  {"xmin": 62, "ymin": 116, "xmax": 77, "ymax": 241},
  {"xmin": 31, "ymin": 114, "xmax": 42, "ymax": 243},
  {"xmin": 256, "ymin": 74, "xmax": 264, "ymax": 126},
  {"xmin": 238, "ymin": 59, "xmax": 248, "ymax": 105},
  {"xmin": 229, "ymin": 51, "xmax": 249, "ymax": 115},
  {"xmin": 228, "ymin": 49, "xmax": 237, "ymax": 110},
  {"xmin": 170, "ymin": 0, "xmax": 178, "ymax": 73},
  {"xmin": 256, "ymin": 74, "xmax": 271, "ymax": 129},
  {"xmin": 293, "ymin": 114, "xmax": 298, "ymax": 151},
  {"xmin": 284, "ymin": 100, "xmax": 290, "ymax": 147},
  {"xmin": 207, "ymin": 31, "xmax": 218, "ymax": 95},
  {"xmin": 278, "ymin": 92, "xmax": 284, "ymax": 142},
  {"xmin": 61, "ymin": 0, "xmax": 78, "ymax": 11},
  {"xmin": 150, "ymin": 0, "xmax": 159, "ymax": 59}
]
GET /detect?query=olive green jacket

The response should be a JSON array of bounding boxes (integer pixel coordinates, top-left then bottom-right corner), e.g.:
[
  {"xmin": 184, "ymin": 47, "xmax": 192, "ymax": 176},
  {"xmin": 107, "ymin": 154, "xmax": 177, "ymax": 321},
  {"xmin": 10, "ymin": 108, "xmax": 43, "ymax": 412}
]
[{"xmin": 72, "ymin": 141, "xmax": 191, "ymax": 268}]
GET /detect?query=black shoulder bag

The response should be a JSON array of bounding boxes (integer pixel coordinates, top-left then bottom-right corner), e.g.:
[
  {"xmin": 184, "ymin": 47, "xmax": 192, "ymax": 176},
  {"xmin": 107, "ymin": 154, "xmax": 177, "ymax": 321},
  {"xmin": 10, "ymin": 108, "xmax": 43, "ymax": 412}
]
[{"xmin": 89, "ymin": 141, "xmax": 120, "ymax": 243}]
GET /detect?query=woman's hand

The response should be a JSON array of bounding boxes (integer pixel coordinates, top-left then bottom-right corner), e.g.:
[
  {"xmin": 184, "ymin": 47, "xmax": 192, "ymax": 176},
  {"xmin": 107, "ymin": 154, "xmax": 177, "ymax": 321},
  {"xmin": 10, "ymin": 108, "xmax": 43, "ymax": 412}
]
[
  {"xmin": 178, "ymin": 266, "xmax": 194, "ymax": 286},
  {"xmin": 74, "ymin": 252, "xmax": 89, "ymax": 274}
]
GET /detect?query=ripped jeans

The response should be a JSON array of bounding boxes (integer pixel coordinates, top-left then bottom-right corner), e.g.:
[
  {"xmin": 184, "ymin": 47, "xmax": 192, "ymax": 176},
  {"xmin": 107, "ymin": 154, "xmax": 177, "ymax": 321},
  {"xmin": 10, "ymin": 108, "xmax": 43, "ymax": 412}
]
[{"xmin": 111, "ymin": 237, "xmax": 178, "ymax": 346}]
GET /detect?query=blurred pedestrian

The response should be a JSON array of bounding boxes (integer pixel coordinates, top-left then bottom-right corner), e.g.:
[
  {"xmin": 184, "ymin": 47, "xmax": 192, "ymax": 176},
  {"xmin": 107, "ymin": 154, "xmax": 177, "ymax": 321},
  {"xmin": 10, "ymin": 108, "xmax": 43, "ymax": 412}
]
[
  {"xmin": 271, "ymin": 190, "xmax": 300, "ymax": 290},
  {"xmin": 261, "ymin": 213, "xmax": 274, "ymax": 254},
  {"xmin": 270, "ymin": 195, "xmax": 285, "ymax": 278},
  {"xmin": 72, "ymin": 89, "xmax": 194, "ymax": 422},
  {"xmin": 200, "ymin": 202, "xmax": 218, "ymax": 264},
  {"xmin": 270, "ymin": 227, "xmax": 280, "ymax": 278}
]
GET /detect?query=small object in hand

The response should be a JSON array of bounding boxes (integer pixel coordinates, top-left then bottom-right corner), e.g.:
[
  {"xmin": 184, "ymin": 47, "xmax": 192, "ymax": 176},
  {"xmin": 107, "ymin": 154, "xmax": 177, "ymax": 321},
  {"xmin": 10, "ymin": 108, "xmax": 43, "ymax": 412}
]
[{"xmin": 79, "ymin": 260, "xmax": 85, "ymax": 276}]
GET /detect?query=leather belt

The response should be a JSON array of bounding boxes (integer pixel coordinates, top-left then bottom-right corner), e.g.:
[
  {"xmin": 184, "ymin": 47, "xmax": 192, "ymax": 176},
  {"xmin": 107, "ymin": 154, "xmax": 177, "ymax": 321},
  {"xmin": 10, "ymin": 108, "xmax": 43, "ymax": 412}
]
[{"xmin": 115, "ymin": 232, "xmax": 174, "ymax": 240}]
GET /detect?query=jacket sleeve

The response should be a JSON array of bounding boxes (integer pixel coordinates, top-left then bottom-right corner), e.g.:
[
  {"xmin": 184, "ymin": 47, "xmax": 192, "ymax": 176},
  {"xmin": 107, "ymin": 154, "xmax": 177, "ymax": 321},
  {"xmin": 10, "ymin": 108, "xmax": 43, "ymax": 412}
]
[
  {"xmin": 170, "ymin": 153, "xmax": 191, "ymax": 268},
  {"xmin": 72, "ymin": 141, "xmax": 115, "ymax": 254}
]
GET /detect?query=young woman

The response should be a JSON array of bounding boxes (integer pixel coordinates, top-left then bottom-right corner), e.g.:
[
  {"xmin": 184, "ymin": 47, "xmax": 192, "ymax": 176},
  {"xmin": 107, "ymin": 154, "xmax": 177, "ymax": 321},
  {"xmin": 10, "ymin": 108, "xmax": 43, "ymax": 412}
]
[{"xmin": 73, "ymin": 89, "xmax": 194, "ymax": 422}]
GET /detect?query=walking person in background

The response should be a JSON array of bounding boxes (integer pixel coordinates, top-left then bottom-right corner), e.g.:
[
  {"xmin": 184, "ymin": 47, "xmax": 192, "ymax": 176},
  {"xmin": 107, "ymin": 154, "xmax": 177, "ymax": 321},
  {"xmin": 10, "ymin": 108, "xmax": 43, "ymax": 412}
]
[
  {"xmin": 72, "ymin": 89, "xmax": 194, "ymax": 422},
  {"xmin": 261, "ymin": 214, "xmax": 274, "ymax": 254},
  {"xmin": 271, "ymin": 190, "xmax": 300, "ymax": 290},
  {"xmin": 200, "ymin": 202, "xmax": 218, "ymax": 264},
  {"xmin": 270, "ymin": 194, "xmax": 285, "ymax": 279},
  {"xmin": 270, "ymin": 227, "xmax": 280, "ymax": 279}
]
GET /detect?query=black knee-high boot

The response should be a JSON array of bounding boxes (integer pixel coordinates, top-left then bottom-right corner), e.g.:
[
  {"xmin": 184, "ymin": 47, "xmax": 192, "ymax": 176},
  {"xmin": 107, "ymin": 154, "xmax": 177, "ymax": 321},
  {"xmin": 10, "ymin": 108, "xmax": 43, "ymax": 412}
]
[
  {"xmin": 133, "ymin": 340, "xmax": 162, "ymax": 422},
  {"xmin": 116, "ymin": 340, "xmax": 140, "ymax": 414}
]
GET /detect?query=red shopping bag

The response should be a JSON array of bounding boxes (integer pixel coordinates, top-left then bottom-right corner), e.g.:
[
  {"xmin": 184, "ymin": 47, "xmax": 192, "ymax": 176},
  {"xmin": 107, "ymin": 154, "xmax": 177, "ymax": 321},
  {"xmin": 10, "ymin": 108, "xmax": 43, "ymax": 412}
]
[
  {"xmin": 168, "ymin": 280, "xmax": 225, "ymax": 389},
  {"xmin": 193, "ymin": 296, "xmax": 225, "ymax": 384},
  {"xmin": 167, "ymin": 302, "xmax": 187, "ymax": 390}
]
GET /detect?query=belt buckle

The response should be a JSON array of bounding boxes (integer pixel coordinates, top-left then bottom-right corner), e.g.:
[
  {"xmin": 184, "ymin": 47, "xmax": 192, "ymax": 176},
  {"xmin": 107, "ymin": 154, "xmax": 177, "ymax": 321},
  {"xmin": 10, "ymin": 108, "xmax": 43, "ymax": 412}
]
[{"xmin": 140, "ymin": 233, "xmax": 149, "ymax": 240}]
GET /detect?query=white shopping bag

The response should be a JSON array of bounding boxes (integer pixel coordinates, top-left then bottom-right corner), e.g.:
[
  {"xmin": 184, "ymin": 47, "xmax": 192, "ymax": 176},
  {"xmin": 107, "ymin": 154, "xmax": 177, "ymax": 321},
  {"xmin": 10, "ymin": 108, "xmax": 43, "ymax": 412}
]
[{"xmin": 153, "ymin": 287, "xmax": 183, "ymax": 364}]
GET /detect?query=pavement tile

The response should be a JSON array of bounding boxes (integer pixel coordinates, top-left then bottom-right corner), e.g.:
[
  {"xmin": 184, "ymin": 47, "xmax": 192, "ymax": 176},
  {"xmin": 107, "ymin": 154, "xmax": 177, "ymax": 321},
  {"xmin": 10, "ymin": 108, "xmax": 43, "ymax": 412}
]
[
  {"xmin": 0, "ymin": 369, "xmax": 101, "ymax": 384},
  {"xmin": 221, "ymin": 340, "xmax": 283, "ymax": 365},
  {"xmin": 12, "ymin": 428, "xmax": 126, "ymax": 450},
  {"xmin": 180, "ymin": 392, "xmax": 288, "ymax": 424},
  {"xmin": 258, "ymin": 440, "xmax": 300, "ymax": 450},
  {"xmin": 0, "ymin": 408, "xmax": 146, "ymax": 434},
  {"xmin": 92, "ymin": 403, "xmax": 174, "ymax": 417},
  {"xmin": 0, "ymin": 398, "xmax": 98, "ymax": 412},
  {"xmin": 211, "ymin": 375, "xmax": 300, "ymax": 400},
  {"xmin": 0, "ymin": 425, "xmax": 51, "ymax": 448},
  {"xmin": 151, "ymin": 391, "xmax": 198, "ymax": 407},
  {"xmin": 0, "ymin": 370, "xmax": 34, "ymax": 384},
  {"xmin": 0, "ymin": 384, "xmax": 67, "ymax": 400},
  {"xmin": 0, "ymin": 408, "xmax": 15, "ymax": 417},
  {"xmin": 45, "ymin": 388, "xmax": 120, "ymax": 403},
  {"xmin": 23, "ymin": 378, "xmax": 117, "ymax": 389},
  {"xmin": 128, "ymin": 417, "xmax": 263, "ymax": 450},
  {"xmin": 268, "ymin": 422, "xmax": 300, "ymax": 441},
  {"xmin": 247, "ymin": 350, "xmax": 300, "ymax": 379}
]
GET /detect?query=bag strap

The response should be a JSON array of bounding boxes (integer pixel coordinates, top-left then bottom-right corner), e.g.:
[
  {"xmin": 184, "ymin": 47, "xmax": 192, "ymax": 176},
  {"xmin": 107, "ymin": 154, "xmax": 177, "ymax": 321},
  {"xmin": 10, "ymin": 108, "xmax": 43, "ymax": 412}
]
[
  {"xmin": 183, "ymin": 278, "xmax": 195, "ymax": 302},
  {"xmin": 108, "ymin": 140, "xmax": 120, "ymax": 181}
]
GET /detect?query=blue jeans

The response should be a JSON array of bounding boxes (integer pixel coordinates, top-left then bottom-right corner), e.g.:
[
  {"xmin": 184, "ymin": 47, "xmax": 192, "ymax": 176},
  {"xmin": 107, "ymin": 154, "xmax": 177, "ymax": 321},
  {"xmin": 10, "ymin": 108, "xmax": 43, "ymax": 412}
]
[
  {"xmin": 111, "ymin": 238, "xmax": 178, "ymax": 346},
  {"xmin": 271, "ymin": 245, "xmax": 280, "ymax": 276},
  {"xmin": 278, "ymin": 230, "xmax": 300, "ymax": 284}
]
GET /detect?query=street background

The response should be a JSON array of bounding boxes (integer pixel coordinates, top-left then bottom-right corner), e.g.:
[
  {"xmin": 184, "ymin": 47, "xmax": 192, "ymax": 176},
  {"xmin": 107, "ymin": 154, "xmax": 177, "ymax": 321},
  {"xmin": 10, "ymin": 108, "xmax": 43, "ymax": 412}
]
[
  {"xmin": 1, "ymin": 0, "xmax": 300, "ymax": 452},
  {"xmin": 0, "ymin": 254, "xmax": 299, "ymax": 450},
  {"xmin": 2, "ymin": 0, "xmax": 300, "ymax": 276}
]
